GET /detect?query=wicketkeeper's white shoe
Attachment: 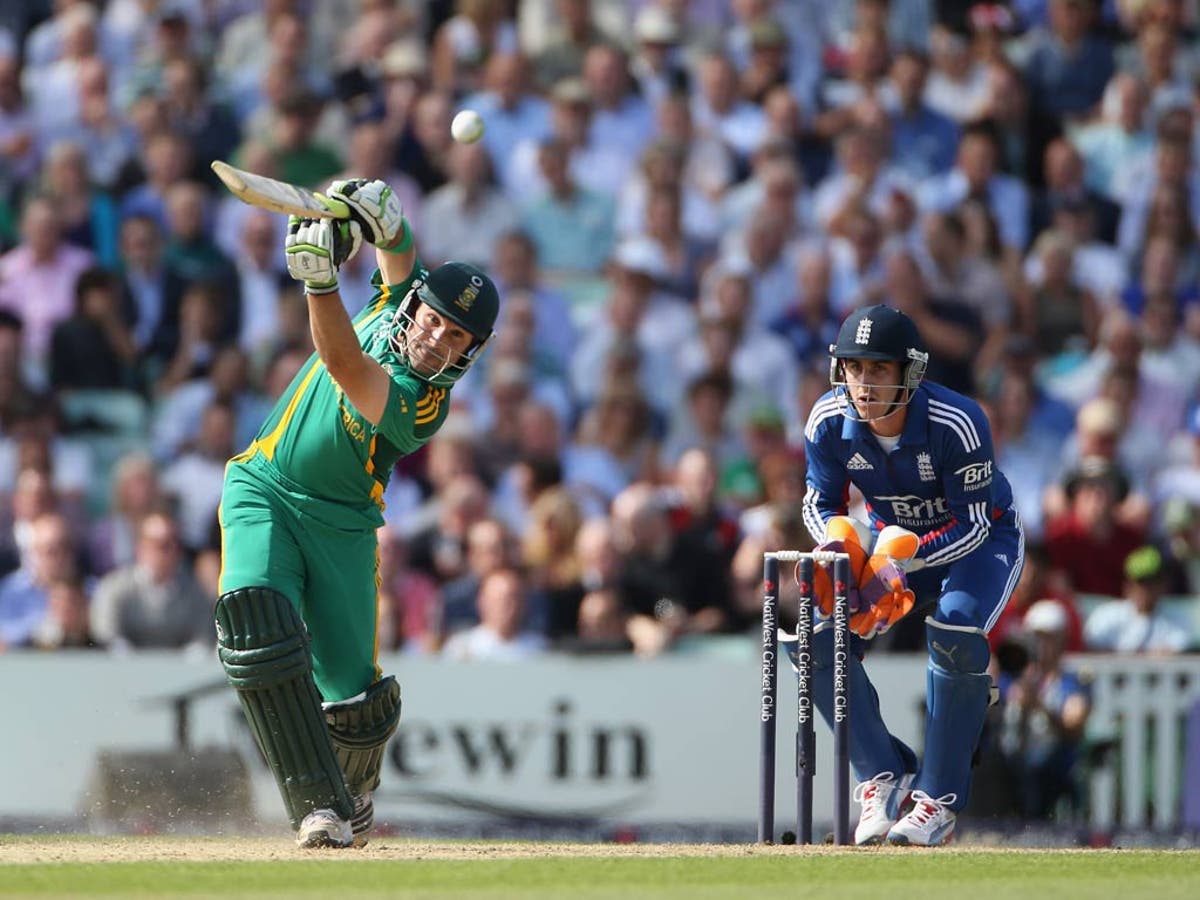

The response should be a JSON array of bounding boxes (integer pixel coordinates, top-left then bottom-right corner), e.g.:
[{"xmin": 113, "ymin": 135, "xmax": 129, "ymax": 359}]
[
  {"xmin": 853, "ymin": 771, "xmax": 914, "ymax": 845},
  {"xmin": 350, "ymin": 792, "xmax": 374, "ymax": 847},
  {"xmin": 296, "ymin": 808, "xmax": 354, "ymax": 849},
  {"xmin": 885, "ymin": 790, "xmax": 958, "ymax": 846}
]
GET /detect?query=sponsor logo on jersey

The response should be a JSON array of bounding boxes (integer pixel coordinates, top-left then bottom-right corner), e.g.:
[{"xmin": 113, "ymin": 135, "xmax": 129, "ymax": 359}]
[
  {"xmin": 954, "ymin": 460, "xmax": 994, "ymax": 491},
  {"xmin": 846, "ymin": 452, "xmax": 874, "ymax": 471},
  {"xmin": 875, "ymin": 494, "xmax": 952, "ymax": 527},
  {"xmin": 917, "ymin": 451, "xmax": 936, "ymax": 482}
]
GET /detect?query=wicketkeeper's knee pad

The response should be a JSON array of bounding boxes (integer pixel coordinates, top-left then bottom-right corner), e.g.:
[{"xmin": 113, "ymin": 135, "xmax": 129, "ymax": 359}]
[
  {"xmin": 324, "ymin": 676, "xmax": 402, "ymax": 796},
  {"xmin": 215, "ymin": 587, "xmax": 353, "ymax": 827}
]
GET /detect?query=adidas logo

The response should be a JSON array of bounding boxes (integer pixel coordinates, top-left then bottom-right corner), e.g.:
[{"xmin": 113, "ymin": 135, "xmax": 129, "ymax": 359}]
[
  {"xmin": 847, "ymin": 453, "xmax": 874, "ymax": 471},
  {"xmin": 994, "ymin": 553, "xmax": 1009, "ymax": 565}
]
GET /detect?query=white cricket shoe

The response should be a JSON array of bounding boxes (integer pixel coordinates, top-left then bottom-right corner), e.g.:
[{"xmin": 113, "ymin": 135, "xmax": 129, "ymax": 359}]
[
  {"xmin": 296, "ymin": 808, "xmax": 354, "ymax": 849},
  {"xmin": 853, "ymin": 771, "xmax": 914, "ymax": 845},
  {"xmin": 885, "ymin": 790, "xmax": 958, "ymax": 846},
  {"xmin": 351, "ymin": 793, "xmax": 374, "ymax": 847}
]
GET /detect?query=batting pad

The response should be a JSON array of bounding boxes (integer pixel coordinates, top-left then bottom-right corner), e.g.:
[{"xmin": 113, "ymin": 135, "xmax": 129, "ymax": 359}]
[
  {"xmin": 216, "ymin": 587, "xmax": 353, "ymax": 828},
  {"xmin": 324, "ymin": 675, "xmax": 402, "ymax": 795}
]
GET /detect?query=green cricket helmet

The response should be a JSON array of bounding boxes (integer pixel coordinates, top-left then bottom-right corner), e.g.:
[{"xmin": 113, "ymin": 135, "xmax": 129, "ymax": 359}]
[{"xmin": 391, "ymin": 261, "xmax": 499, "ymax": 386}]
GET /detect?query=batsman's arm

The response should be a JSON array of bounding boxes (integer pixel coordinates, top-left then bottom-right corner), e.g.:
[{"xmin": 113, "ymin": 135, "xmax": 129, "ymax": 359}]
[
  {"xmin": 307, "ymin": 288, "xmax": 391, "ymax": 425},
  {"xmin": 376, "ymin": 219, "xmax": 416, "ymax": 286}
]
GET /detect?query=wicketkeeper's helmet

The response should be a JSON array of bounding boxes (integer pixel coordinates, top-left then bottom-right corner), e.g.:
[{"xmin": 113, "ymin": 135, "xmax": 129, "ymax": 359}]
[
  {"xmin": 392, "ymin": 261, "xmax": 499, "ymax": 386},
  {"xmin": 829, "ymin": 305, "xmax": 929, "ymax": 421}
]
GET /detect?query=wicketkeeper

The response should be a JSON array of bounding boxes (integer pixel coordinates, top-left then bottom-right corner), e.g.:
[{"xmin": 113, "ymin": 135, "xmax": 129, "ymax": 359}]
[
  {"xmin": 216, "ymin": 178, "xmax": 499, "ymax": 847},
  {"xmin": 792, "ymin": 305, "xmax": 1024, "ymax": 846}
]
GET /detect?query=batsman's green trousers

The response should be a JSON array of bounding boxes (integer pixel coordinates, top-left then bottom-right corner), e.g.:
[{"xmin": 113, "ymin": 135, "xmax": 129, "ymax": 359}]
[{"xmin": 219, "ymin": 456, "xmax": 382, "ymax": 701}]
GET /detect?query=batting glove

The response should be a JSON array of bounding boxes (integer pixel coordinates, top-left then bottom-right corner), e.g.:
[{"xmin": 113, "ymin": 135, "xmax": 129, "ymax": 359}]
[
  {"xmin": 326, "ymin": 178, "xmax": 403, "ymax": 245},
  {"xmin": 285, "ymin": 216, "xmax": 362, "ymax": 295}
]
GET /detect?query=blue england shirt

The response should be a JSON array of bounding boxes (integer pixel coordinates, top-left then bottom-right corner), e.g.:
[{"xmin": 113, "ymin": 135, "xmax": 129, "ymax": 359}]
[{"xmin": 803, "ymin": 381, "xmax": 1016, "ymax": 568}]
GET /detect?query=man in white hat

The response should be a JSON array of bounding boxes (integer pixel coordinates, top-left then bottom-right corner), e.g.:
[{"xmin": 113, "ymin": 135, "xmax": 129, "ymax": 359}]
[{"xmin": 996, "ymin": 598, "xmax": 1092, "ymax": 820}]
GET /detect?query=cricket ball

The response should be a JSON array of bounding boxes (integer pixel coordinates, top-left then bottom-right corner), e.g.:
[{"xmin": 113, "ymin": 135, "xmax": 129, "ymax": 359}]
[{"xmin": 451, "ymin": 109, "xmax": 485, "ymax": 144}]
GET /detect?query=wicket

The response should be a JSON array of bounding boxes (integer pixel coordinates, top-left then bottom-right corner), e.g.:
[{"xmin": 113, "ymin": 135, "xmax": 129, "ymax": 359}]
[{"xmin": 759, "ymin": 550, "xmax": 852, "ymax": 845}]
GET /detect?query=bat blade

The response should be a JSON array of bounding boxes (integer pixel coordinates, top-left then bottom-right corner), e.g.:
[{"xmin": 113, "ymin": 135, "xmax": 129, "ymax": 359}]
[{"xmin": 210, "ymin": 160, "xmax": 349, "ymax": 219}]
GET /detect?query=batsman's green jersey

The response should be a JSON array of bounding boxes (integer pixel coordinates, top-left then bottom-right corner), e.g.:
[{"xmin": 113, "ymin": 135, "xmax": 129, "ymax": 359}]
[{"xmin": 219, "ymin": 263, "xmax": 449, "ymax": 700}]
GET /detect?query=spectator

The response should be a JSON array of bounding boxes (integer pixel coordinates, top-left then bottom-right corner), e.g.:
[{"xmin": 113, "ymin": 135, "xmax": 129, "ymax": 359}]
[
  {"xmin": 919, "ymin": 123, "xmax": 1031, "ymax": 257},
  {"xmin": 522, "ymin": 485, "xmax": 585, "ymax": 641},
  {"xmin": 463, "ymin": 52, "xmax": 551, "ymax": 196},
  {"xmin": 87, "ymin": 451, "xmax": 165, "ymax": 577},
  {"xmin": 1070, "ymin": 73, "xmax": 1152, "ymax": 205},
  {"xmin": 89, "ymin": 509, "xmax": 214, "ymax": 652},
  {"xmin": 420, "ymin": 140, "xmax": 518, "ymax": 268},
  {"xmin": 882, "ymin": 48, "xmax": 960, "ymax": 181},
  {"xmin": 119, "ymin": 129, "xmax": 193, "ymax": 231},
  {"xmin": 441, "ymin": 567, "xmax": 548, "ymax": 661},
  {"xmin": 159, "ymin": 399, "xmax": 236, "ymax": 552},
  {"xmin": 691, "ymin": 49, "xmax": 768, "ymax": 163},
  {"xmin": 0, "ymin": 511, "xmax": 76, "ymax": 650},
  {"xmin": 116, "ymin": 213, "xmax": 176, "ymax": 353},
  {"xmin": 521, "ymin": 136, "xmax": 615, "ymax": 276},
  {"xmin": 611, "ymin": 481, "xmax": 736, "ymax": 640},
  {"xmin": 48, "ymin": 266, "xmax": 139, "ymax": 392},
  {"xmin": 1017, "ymin": 228, "xmax": 1099, "ymax": 358},
  {"xmin": 629, "ymin": 5, "xmax": 687, "ymax": 109},
  {"xmin": 39, "ymin": 138, "xmax": 120, "ymax": 267},
  {"xmin": 430, "ymin": 0, "xmax": 519, "ymax": 98},
  {"xmin": 489, "ymin": 229, "xmax": 576, "ymax": 375},
  {"xmin": 30, "ymin": 574, "xmax": 99, "ymax": 650},
  {"xmin": 1045, "ymin": 456, "xmax": 1146, "ymax": 595},
  {"xmin": 996, "ymin": 599, "xmax": 1092, "ymax": 820},
  {"xmin": 1023, "ymin": 0, "xmax": 1115, "ymax": 121},
  {"xmin": 531, "ymin": 0, "xmax": 609, "ymax": 90},
  {"xmin": 0, "ymin": 195, "xmax": 94, "ymax": 374},
  {"xmin": 0, "ymin": 466, "xmax": 59, "ymax": 576},
  {"xmin": 660, "ymin": 370, "xmax": 745, "ymax": 472},
  {"xmin": 376, "ymin": 524, "xmax": 443, "ymax": 655},
  {"xmin": 1084, "ymin": 545, "xmax": 1192, "ymax": 653}
]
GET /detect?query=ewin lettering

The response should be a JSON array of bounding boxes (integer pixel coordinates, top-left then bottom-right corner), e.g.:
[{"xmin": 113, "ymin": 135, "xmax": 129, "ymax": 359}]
[{"xmin": 390, "ymin": 700, "xmax": 648, "ymax": 781}]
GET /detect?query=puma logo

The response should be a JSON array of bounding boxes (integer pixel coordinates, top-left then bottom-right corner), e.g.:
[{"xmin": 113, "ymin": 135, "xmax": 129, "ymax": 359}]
[{"xmin": 932, "ymin": 641, "xmax": 958, "ymax": 662}]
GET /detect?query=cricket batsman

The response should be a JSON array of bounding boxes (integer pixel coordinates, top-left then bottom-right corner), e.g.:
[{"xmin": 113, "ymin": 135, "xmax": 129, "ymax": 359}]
[
  {"xmin": 215, "ymin": 179, "xmax": 499, "ymax": 847},
  {"xmin": 796, "ymin": 304, "xmax": 1024, "ymax": 846}
]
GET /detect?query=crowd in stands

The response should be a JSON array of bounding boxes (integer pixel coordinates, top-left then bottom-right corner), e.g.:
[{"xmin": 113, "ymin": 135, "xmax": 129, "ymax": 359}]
[{"xmin": 0, "ymin": 0, "xmax": 1197, "ymax": 702}]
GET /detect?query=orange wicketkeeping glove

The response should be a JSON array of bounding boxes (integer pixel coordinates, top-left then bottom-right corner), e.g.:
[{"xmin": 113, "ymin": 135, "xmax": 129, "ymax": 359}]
[
  {"xmin": 850, "ymin": 554, "xmax": 917, "ymax": 638},
  {"xmin": 809, "ymin": 516, "xmax": 870, "ymax": 618},
  {"xmin": 848, "ymin": 526, "xmax": 920, "ymax": 638}
]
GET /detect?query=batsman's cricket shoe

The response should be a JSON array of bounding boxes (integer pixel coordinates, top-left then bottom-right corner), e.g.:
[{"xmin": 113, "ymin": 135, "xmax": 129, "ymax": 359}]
[
  {"xmin": 351, "ymin": 793, "xmax": 374, "ymax": 847},
  {"xmin": 296, "ymin": 809, "xmax": 354, "ymax": 849},
  {"xmin": 853, "ymin": 771, "xmax": 914, "ymax": 845},
  {"xmin": 885, "ymin": 791, "xmax": 958, "ymax": 846}
]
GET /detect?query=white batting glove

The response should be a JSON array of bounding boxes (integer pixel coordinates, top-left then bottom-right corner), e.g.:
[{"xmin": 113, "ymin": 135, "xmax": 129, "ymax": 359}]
[
  {"xmin": 285, "ymin": 217, "xmax": 363, "ymax": 295},
  {"xmin": 326, "ymin": 178, "xmax": 403, "ymax": 245}
]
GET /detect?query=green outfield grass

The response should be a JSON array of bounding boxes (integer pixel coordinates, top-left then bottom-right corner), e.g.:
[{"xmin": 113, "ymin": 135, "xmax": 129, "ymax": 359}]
[{"xmin": 1, "ymin": 840, "xmax": 1198, "ymax": 900}]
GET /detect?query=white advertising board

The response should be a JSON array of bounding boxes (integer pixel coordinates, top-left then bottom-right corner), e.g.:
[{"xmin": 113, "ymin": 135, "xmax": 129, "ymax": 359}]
[{"xmin": 0, "ymin": 653, "xmax": 929, "ymax": 830}]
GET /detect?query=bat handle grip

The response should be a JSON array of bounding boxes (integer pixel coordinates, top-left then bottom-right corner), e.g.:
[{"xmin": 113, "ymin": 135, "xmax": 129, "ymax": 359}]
[{"xmin": 315, "ymin": 194, "xmax": 351, "ymax": 218}]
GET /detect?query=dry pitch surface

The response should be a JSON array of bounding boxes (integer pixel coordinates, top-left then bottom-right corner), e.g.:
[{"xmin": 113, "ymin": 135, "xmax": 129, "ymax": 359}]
[
  {"xmin": 2, "ymin": 836, "xmax": 1198, "ymax": 900},
  {"xmin": 0, "ymin": 835, "xmax": 1196, "ymax": 862}
]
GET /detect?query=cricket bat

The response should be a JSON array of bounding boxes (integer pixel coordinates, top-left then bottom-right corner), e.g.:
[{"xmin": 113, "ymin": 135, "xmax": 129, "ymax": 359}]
[{"xmin": 210, "ymin": 160, "xmax": 350, "ymax": 219}]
